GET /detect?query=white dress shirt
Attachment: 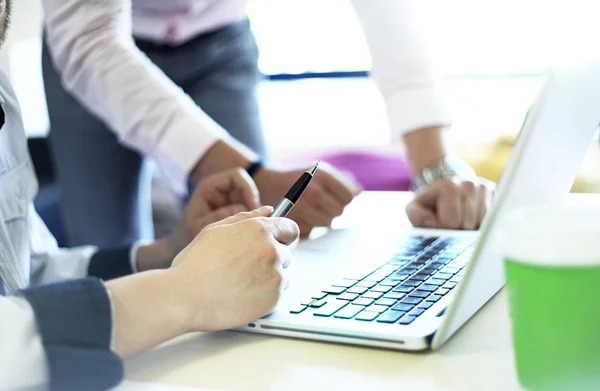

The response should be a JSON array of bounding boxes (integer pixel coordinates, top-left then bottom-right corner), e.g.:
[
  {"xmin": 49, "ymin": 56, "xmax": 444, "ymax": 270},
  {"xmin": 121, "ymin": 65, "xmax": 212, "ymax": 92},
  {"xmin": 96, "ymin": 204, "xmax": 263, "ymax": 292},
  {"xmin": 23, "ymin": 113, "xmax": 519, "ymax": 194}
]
[
  {"xmin": 41, "ymin": 0, "xmax": 451, "ymax": 195},
  {"xmin": 0, "ymin": 68, "xmax": 101, "ymax": 387}
]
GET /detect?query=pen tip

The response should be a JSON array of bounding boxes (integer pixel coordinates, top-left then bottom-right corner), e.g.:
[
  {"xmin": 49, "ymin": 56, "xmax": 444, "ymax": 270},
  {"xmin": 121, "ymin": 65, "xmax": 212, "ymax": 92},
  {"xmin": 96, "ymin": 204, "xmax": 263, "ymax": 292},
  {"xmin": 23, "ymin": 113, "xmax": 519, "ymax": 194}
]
[{"xmin": 308, "ymin": 161, "xmax": 320, "ymax": 176}]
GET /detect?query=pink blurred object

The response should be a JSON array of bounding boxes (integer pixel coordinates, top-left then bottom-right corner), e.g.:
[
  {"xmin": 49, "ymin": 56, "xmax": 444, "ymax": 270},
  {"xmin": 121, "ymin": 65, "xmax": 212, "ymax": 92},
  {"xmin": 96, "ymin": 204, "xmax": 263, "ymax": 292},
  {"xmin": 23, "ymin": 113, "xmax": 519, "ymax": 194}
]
[{"xmin": 280, "ymin": 149, "xmax": 412, "ymax": 191}]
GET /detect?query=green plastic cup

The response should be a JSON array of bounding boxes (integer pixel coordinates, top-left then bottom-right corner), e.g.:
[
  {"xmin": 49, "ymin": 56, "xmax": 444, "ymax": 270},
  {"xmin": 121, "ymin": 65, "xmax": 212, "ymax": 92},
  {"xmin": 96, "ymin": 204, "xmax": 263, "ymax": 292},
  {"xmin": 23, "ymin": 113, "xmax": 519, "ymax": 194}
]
[{"xmin": 501, "ymin": 206, "xmax": 600, "ymax": 391}]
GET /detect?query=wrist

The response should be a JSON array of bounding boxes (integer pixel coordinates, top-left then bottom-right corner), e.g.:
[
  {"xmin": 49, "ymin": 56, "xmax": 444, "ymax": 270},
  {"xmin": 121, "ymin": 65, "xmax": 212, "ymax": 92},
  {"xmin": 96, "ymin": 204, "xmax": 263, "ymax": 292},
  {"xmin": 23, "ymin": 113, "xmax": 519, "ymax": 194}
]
[
  {"xmin": 135, "ymin": 238, "xmax": 176, "ymax": 272},
  {"xmin": 188, "ymin": 140, "xmax": 256, "ymax": 183},
  {"xmin": 403, "ymin": 125, "xmax": 447, "ymax": 174},
  {"xmin": 411, "ymin": 156, "xmax": 476, "ymax": 192}
]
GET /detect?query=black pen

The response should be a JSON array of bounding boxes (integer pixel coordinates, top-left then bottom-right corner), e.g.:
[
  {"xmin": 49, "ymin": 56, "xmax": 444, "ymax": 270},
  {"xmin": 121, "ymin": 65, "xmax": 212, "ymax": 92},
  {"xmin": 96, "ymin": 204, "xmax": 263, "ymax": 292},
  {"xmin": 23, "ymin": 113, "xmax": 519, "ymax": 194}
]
[{"xmin": 270, "ymin": 162, "xmax": 319, "ymax": 218}]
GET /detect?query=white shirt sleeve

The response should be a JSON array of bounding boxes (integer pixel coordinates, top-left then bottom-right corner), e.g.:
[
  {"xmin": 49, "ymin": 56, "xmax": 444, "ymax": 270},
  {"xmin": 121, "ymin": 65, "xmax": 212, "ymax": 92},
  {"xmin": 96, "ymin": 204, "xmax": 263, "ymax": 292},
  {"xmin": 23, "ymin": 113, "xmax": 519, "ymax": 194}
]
[
  {"xmin": 0, "ymin": 296, "xmax": 48, "ymax": 389},
  {"xmin": 40, "ymin": 0, "xmax": 229, "ymax": 194},
  {"xmin": 28, "ymin": 204, "xmax": 97, "ymax": 286},
  {"xmin": 351, "ymin": 0, "xmax": 452, "ymax": 141}
]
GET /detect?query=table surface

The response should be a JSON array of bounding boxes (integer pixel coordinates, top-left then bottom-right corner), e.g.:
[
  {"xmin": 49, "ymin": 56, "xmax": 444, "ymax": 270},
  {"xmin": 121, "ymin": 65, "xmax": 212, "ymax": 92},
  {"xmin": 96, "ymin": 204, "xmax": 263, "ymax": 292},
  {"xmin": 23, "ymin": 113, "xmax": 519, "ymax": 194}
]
[{"xmin": 121, "ymin": 192, "xmax": 600, "ymax": 391}]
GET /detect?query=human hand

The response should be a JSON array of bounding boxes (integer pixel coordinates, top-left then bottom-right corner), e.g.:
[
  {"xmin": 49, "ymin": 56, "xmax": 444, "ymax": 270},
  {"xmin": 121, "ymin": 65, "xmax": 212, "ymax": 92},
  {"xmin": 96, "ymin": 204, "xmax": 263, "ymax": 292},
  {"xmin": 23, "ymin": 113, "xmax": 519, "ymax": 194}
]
[
  {"xmin": 254, "ymin": 162, "xmax": 362, "ymax": 236},
  {"xmin": 406, "ymin": 177, "xmax": 495, "ymax": 230},
  {"xmin": 140, "ymin": 168, "xmax": 260, "ymax": 271},
  {"xmin": 170, "ymin": 206, "xmax": 300, "ymax": 331}
]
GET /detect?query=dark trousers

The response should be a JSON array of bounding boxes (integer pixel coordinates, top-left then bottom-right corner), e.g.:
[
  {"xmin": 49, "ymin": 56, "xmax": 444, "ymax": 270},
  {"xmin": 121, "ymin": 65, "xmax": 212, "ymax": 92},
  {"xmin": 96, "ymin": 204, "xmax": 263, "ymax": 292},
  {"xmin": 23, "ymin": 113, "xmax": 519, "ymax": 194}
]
[{"xmin": 42, "ymin": 19, "xmax": 266, "ymax": 248}]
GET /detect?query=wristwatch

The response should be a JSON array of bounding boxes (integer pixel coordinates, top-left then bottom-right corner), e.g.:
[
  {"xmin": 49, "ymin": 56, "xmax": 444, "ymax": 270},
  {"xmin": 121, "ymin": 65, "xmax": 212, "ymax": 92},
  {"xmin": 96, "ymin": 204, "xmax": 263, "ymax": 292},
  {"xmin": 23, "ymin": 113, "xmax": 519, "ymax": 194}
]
[{"xmin": 411, "ymin": 156, "xmax": 477, "ymax": 192}]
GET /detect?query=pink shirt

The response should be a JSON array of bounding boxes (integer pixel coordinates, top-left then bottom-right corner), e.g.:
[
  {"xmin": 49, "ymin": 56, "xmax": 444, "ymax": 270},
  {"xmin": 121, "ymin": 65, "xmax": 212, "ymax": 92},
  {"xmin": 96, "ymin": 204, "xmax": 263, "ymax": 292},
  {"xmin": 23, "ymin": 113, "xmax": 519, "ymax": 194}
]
[
  {"xmin": 131, "ymin": 0, "xmax": 248, "ymax": 44},
  {"xmin": 41, "ymin": 0, "xmax": 451, "ymax": 195}
]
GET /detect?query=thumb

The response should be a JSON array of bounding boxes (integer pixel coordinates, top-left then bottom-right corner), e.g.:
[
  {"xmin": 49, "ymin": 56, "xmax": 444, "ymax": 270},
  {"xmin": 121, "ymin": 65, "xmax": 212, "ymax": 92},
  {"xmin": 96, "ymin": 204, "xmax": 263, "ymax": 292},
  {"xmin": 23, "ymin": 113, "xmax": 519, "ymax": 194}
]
[
  {"xmin": 406, "ymin": 201, "xmax": 438, "ymax": 228},
  {"xmin": 211, "ymin": 205, "xmax": 274, "ymax": 226}
]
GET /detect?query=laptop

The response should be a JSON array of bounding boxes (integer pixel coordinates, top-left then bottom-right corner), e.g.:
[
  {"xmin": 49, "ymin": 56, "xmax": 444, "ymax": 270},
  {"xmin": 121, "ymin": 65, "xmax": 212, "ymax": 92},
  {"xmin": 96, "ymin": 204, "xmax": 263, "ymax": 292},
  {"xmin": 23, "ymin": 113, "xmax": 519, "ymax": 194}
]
[{"xmin": 239, "ymin": 59, "xmax": 600, "ymax": 351}]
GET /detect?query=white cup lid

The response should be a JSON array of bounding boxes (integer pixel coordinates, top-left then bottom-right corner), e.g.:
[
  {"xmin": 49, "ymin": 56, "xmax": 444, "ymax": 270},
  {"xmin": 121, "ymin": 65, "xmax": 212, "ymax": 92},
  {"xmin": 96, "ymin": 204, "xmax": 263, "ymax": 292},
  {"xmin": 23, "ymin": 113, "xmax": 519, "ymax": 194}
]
[{"xmin": 500, "ymin": 205, "xmax": 600, "ymax": 267}]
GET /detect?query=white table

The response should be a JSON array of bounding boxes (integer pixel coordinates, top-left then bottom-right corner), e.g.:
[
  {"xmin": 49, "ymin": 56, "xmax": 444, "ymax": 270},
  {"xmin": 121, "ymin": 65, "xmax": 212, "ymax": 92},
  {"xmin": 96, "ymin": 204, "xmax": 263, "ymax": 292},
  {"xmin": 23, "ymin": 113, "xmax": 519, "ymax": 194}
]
[{"xmin": 122, "ymin": 192, "xmax": 600, "ymax": 391}]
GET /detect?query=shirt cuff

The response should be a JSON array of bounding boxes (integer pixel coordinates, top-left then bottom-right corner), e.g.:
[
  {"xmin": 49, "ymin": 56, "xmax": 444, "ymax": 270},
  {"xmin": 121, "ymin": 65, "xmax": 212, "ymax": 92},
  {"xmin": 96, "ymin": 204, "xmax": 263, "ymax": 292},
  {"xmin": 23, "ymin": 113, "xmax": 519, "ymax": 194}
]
[
  {"xmin": 88, "ymin": 247, "xmax": 135, "ymax": 281},
  {"xmin": 385, "ymin": 86, "xmax": 453, "ymax": 141},
  {"xmin": 129, "ymin": 239, "xmax": 153, "ymax": 274},
  {"xmin": 153, "ymin": 107, "xmax": 227, "ymax": 195},
  {"xmin": 19, "ymin": 278, "xmax": 123, "ymax": 391}
]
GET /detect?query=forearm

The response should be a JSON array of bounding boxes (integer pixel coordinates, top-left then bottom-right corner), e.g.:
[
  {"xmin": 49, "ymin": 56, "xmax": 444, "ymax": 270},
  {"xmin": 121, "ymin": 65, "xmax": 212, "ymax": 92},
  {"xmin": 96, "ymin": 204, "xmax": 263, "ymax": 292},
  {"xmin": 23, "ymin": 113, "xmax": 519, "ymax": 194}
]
[
  {"xmin": 189, "ymin": 139, "xmax": 258, "ymax": 182},
  {"xmin": 106, "ymin": 270, "xmax": 190, "ymax": 358},
  {"xmin": 403, "ymin": 126, "xmax": 448, "ymax": 174}
]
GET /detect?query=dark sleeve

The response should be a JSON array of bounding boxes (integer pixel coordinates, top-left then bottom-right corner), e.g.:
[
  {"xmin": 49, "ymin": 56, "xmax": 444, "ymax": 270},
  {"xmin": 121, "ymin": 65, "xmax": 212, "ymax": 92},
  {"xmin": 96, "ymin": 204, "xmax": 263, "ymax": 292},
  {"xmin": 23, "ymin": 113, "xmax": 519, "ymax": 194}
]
[
  {"xmin": 88, "ymin": 247, "xmax": 134, "ymax": 280},
  {"xmin": 19, "ymin": 278, "xmax": 123, "ymax": 391}
]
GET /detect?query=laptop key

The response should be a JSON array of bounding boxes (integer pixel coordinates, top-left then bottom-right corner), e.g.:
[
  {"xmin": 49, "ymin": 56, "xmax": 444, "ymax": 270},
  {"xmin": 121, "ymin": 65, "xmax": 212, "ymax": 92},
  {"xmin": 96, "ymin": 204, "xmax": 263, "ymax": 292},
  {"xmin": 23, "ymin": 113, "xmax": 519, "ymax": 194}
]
[
  {"xmin": 310, "ymin": 299, "xmax": 327, "ymax": 308},
  {"xmin": 379, "ymin": 278, "xmax": 401, "ymax": 287},
  {"xmin": 410, "ymin": 274, "xmax": 429, "ymax": 281},
  {"xmin": 337, "ymin": 293, "xmax": 359, "ymax": 301},
  {"xmin": 365, "ymin": 304, "xmax": 389, "ymax": 314},
  {"xmin": 388, "ymin": 272, "xmax": 410, "ymax": 281},
  {"xmin": 400, "ymin": 297, "xmax": 422, "ymax": 305},
  {"xmin": 375, "ymin": 298, "xmax": 398, "ymax": 307},
  {"xmin": 418, "ymin": 302, "xmax": 433, "ymax": 309},
  {"xmin": 436, "ymin": 288, "xmax": 450, "ymax": 296},
  {"xmin": 403, "ymin": 280, "xmax": 422, "ymax": 287},
  {"xmin": 426, "ymin": 294, "xmax": 442, "ymax": 303},
  {"xmin": 355, "ymin": 311, "xmax": 380, "ymax": 321},
  {"xmin": 440, "ymin": 267, "xmax": 460, "ymax": 275},
  {"xmin": 344, "ymin": 269, "xmax": 375, "ymax": 281},
  {"xmin": 334, "ymin": 304, "xmax": 365, "ymax": 319},
  {"xmin": 392, "ymin": 285, "xmax": 414, "ymax": 294},
  {"xmin": 409, "ymin": 291, "xmax": 429, "ymax": 299},
  {"xmin": 356, "ymin": 280, "xmax": 377, "ymax": 289},
  {"xmin": 449, "ymin": 276, "xmax": 462, "ymax": 284},
  {"xmin": 332, "ymin": 279, "xmax": 358, "ymax": 288},
  {"xmin": 392, "ymin": 303, "xmax": 414, "ymax": 312},
  {"xmin": 419, "ymin": 284, "xmax": 438, "ymax": 292},
  {"xmin": 409, "ymin": 308, "xmax": 425, "ymax": 317},
  {"xmin": 433, "ymin": 272, "xmax": 453, "ymax": 280},
  {"xmin": 384, "ymin": 292, "xmax": 406, "ymax": 300},
  {"xmin": 362, "ymin": 291, "xmax": 383, "ymax": 300},
  {"xmin": 443, "ymin": 282, "xmax": 457, "ymax": 290},
  {"xmin": 290, "ymin": 305, "xmax": 307, "ymax": 314},
  {"xmin": 425, "ymin": 278, "xmax": 445, "ymax": 286},
  {"xmin": 313, "ymin": 300, "xmax": 348, "ymax": 317},
  {"xmin": 311, "ymin": 292, "xmax": 327, "ymax": 300},
  {"xmin": 322, "ymin": 286, "xmax": 346, "ymax": 295},
  {"xmin": 398, "ymin": 315, "xmax": 416, "ymax": 325},
  {"xmin": 376, "ymin": 309, "xmax": 406, "ymax": 323},
  {"xmin": 371, "ymin": 284, "xmax": 393, "ymax": 293},
  {"xmin": 401, "ymin": 267, "xmax": 419, "ymax": 274},
  {"xmin": 347, "ymin": 286, "xmax": 368, "ymax": 295},
  {"xmin": 301, "ymin": 299, "xmax": 316, "ymax": 306},
  {"xmin": 353, "ymin": 298, "xmax": 375, "ymax": 306},
  {"xmin": 421, "ymin": 267, "xmax": 439, "ymax": 275},
  {"xmin": 364, "ymin": 273, "xmax": 388, "ymax": 283},
  {"xmin": 429, "ymin": 262, "xmax": 446, "ymax": 269}
]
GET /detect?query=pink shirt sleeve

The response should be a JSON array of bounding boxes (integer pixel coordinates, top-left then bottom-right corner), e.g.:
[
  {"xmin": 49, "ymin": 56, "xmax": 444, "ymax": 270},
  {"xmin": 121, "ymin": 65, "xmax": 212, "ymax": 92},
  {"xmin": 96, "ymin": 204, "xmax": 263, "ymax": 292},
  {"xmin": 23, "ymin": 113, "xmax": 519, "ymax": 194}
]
[
  {"xmin": 41, "ymin": 0, "xmax": 229, "ymax": 194},
  {"xmin": 351, "ymin": 0, "xmax": 452, "ymax": 140}
]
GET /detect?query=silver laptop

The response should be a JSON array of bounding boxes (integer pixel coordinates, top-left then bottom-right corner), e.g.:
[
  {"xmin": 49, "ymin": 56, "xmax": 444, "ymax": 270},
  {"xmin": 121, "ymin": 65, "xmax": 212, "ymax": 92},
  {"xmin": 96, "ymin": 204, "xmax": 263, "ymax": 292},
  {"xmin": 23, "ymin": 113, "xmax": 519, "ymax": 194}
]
[{"xmin": 239, "ymin": 59, "xmax": 600, "ymax": 351}]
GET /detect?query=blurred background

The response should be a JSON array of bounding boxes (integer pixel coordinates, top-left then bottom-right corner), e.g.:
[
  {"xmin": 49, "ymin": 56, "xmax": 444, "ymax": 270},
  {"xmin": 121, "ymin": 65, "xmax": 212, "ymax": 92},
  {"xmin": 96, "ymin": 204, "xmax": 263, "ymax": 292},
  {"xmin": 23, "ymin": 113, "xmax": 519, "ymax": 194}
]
[{"xmin": 4, "ymin": 0, "xmax": 600, "ymax": 242}]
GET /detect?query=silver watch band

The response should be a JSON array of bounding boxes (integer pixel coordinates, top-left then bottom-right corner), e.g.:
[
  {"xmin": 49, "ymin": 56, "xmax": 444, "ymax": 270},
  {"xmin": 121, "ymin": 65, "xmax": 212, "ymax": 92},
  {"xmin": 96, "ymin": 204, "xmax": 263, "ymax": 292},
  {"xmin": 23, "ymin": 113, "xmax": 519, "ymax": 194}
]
[{"xmin": 412, "ymin": 156, "xmax": 476, "ymax": 192}]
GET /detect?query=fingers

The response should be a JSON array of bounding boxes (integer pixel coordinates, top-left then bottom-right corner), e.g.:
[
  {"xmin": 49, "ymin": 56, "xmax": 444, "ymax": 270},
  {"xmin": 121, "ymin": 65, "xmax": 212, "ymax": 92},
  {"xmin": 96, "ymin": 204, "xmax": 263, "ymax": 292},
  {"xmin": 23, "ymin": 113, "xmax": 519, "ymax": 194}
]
[
  {"xmin": 199, "ymin": 204, "xmax": 247, "ymax": 228},
  {"xmin": 475, "ymin": 182, "xmax": 495, "ymax": 228},
  {"xmin": 296, "ymin": 201, "xmax": 336, "ymax": 227},
  {"xmin": 459, "ymin": 181, "xmax": 478, "ymax": 230},
  {"xmin": 201, "ymin": 168, "xmax": 260, "ymax": 210},
  {"xmin": 406, "ymin": 201, "xmax": 439, "ymax": 228},
  {"xmin": 227, "ymin": 168, "xmax": 260, "ymax": 210},
  {"xmin": 434, "ymin": 182, "xmax": 462, "ymax": 229},
  {"xmin": 260, "ymin": 217, "xmax": 300, "ymax": 245},
  {"xmin": 318, "ymin": 165, "xmax": 360, "ymax": 206},
  {"xmin": 314, "ymin": 186, "xmax": 345, "ymax": 217},
  {"xmin": 212, "ymin": 206, "xmax": 273, "ymax": 226}
]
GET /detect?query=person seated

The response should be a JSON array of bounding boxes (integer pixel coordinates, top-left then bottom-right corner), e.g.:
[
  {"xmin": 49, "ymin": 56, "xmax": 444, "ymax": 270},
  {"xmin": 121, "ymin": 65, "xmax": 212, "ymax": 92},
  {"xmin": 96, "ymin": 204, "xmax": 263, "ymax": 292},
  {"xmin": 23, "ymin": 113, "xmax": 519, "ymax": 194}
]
[{"xmin": 0, "ymin": 2, "xmax": 298, "ymax": 386}]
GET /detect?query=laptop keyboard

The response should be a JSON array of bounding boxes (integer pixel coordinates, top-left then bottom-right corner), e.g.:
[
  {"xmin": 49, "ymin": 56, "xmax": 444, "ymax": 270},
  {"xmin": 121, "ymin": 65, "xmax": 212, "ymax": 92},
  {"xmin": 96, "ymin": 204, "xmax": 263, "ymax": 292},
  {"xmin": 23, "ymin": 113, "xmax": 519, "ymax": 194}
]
[{"xmin": 290, "ymin": 236, "xmax": 477, "ymax": 325}]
